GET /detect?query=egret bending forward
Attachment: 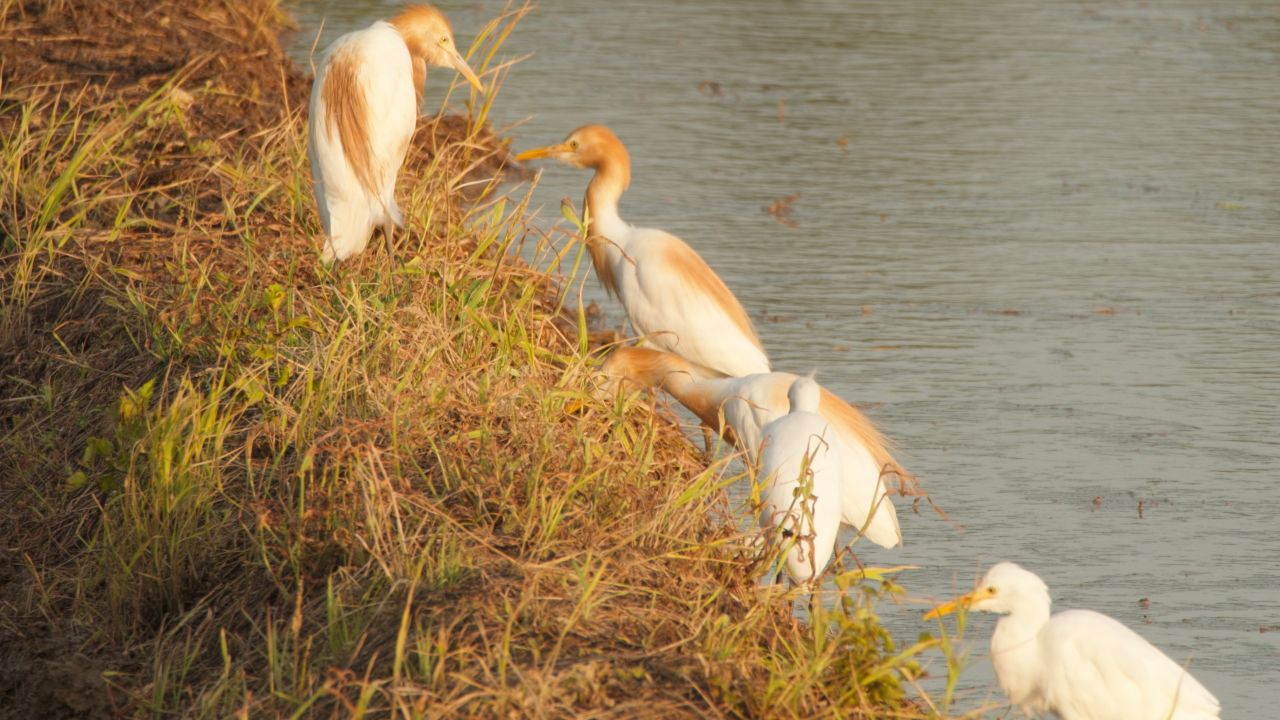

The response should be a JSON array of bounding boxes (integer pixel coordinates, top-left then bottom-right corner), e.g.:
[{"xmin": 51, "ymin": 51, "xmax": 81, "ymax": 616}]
[
  {"xmin": 602, "ymin": 347, "xmax": 903, "ymax": 548},
  {"xmin": 517, "ymin": 125, "xmax": 769, "ymax": 379},
  {"xmin": 924, "ymin": 562, "xmax": 1220, "ymax": 720},
  {"xmin": 757, "ymin": 376, "xmax": 844, "ymax": 583},
  {"xmin": 309, "ymin": 4, "xmax": 483, "ymax": 263}
]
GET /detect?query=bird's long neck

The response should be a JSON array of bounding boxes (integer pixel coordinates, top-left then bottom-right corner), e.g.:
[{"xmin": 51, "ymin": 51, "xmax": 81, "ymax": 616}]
[
  {"xmin": 661, "ymin": 373, "xmax": 733, "ymax": 435},
  {"xmin": 990, "ymin": 599, "xmax": 1051, "ymax": 709},
  {"xmin": 583, "ymin": 153, "xmax": 631, "ymax": 298},
  {"xmin": 605, "ymin": 348, "xmax": 729, "ymax": 434},
  {"xmin": 409, "ymin": 58, "xmax": 427, "ymax": 102}
]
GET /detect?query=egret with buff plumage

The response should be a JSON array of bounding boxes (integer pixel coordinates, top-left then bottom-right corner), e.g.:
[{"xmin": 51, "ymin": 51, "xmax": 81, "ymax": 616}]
[
  {"xmin": 517, "ymin": 125, "xmax": 769, "ymax": 379},
  {"xmin": 308, "ymin": 4, "xmax": 483, "ymax": 263},
  {"xmin": 924, "ymin": 562, "xmax": 1220, "ymax": 720},
  {"xmin": 602, "ymin": 347, "xmax": 903, "ymax": 548}
]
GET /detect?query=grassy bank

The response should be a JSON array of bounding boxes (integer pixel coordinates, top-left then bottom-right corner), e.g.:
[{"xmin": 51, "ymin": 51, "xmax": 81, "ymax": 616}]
[{"xmin": 0, "ymin": 1, "xmax": 937, "ymax": 716}]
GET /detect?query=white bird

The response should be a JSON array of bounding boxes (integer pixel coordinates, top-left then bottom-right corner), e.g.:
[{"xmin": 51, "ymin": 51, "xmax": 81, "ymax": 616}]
[
  {"xmin": 516, "ymin": 125, "xmax": 770, "ymax": 379},
  {"xmin": 308, "ymin": 4, "xmax": 483, "ymax": 263},
  {"xmin": 923, "ymin": 562, "xmax": 1221, "ymax": 720},
  {"xmin": 602, "ymin": 347, "xmax": 902, "ymax": 548},
  {"xmin": 757, "ymin": 375, "xmax": 844, "ymax": 583}
]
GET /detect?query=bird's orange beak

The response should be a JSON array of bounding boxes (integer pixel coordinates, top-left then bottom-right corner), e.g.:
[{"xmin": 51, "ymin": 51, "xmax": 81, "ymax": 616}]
[
  {"xmin": 448, "ymin": 51, "xmax": 484, "ymax": 93},
  {"xmin": 515, "ymin": 142, "xmax": 572, "ymax": 162},
  {"xmin": 922, "ymin": 586, "xmax": 993, "ymax": 620}
]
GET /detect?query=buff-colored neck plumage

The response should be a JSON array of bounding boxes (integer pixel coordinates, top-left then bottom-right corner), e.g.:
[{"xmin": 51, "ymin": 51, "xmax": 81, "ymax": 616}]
[
  {"xmin": 600, "ymin": 347, "xmax": 727, "ymax": 431},
  {"xmin": 390, "ymin": 5, "xmax": 454, "ymax": 99},
  {"xmin": 571, "ymin": 126, "xmax": 632, "ymax": 298}
]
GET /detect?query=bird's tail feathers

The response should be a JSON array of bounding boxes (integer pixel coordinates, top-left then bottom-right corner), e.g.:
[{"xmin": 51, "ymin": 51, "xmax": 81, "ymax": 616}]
[
  {"xmin": 856, "ymin": 492, "xmax": 902, "ymax": 549},
  {"xmin": 386, "ymin": 197, "xmax": 405, "ymax": 229},
  {"xmin": 323, "ymin": 200, "xmax": 376, "ymax": 263}
]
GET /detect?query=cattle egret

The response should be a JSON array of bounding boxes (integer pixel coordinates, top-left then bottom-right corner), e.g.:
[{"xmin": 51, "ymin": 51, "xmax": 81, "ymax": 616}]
[
  {"xmin": 757, "ymin": 376, "xmax": 844, "ymax": 582},
  {"xmin": 309, "ymin": 4, "xmax": 483, "ymax": 263},
  {"xmin": 602, "ymin": 347, "xmax": 902, "ymax": 548},
  {"xmin": 923, "ymin": 562, "xmax": 1221, "ymax": 720},
  {"xmin": 516, "ymin": 125, "xmax": 769, "ymax": 378}
]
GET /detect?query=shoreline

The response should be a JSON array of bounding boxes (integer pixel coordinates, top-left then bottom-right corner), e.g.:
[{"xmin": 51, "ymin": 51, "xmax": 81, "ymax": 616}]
[{"xmin": 0, "ymin": 1, "xmax": 930, "ymax": 716}]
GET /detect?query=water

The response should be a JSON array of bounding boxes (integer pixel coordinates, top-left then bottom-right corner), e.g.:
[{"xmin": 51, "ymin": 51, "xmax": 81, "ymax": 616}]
[{"xmin": 290, "ymin": 1, "xmax": 1280, "ymax": 713}]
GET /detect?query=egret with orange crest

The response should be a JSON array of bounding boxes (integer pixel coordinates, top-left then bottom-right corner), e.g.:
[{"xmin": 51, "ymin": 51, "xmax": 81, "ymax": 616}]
[
  {"xmin": 517, "ymin": 125, "xmax": 769, "ymax": 379},
  {"xmin": 602, "ymin": 347, "xmax": 903, "ymax": 548},
  {"xmin": 309, "ymin": 4, "xmax": 483, "ymax": 263}
]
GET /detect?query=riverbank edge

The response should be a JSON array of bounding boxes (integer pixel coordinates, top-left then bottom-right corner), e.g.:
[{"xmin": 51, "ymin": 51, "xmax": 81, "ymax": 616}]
[{"xmin": 0, "ymin": 1, "xmax": 930, "ymax": 716}]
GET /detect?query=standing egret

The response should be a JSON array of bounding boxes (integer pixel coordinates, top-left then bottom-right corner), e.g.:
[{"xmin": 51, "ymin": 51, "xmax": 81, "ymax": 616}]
[
  {"xmin": 757, "ymin": 375, "xmax": 844, "ymax": 583},
  {"xmin": 602, "ymin": 347, "xmax": 902, "ymax": 548},
  {"xmin": 308, "ymin": 4, "xmax": 483, "ymax": 263},
  {"xmin": 516, "ymin": 125, "xmax": 769, "ymax": 378},
  {"xmin": 923, "ymin": 562, "xmax": 1221, "ymax": 720}
]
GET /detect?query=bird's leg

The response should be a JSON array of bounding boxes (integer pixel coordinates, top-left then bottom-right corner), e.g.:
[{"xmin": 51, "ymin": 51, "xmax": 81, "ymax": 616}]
[
  {"xmin": 700, "ymin": 425, "xmax": 717, "ymax": 459},
  {"xmin": 383, "ymin": 221, "xmax": 396, "ymax": 249},
  {"xmin": 383, "ymin": 221, "xmax": 400, "ymax": 295}
]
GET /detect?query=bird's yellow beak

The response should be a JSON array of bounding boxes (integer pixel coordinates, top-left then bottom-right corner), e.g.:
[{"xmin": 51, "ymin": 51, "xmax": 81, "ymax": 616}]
[
  {"xmin": 450, "ymin": 52, "xmax": 484, "ymax": 93},
  {"xmin": 515, "ymin": 143, "xmax": 572, "ymax": 162},
  {"xmin": 922, "ymin": 586, "xmax": 994, "ymax": 620}
]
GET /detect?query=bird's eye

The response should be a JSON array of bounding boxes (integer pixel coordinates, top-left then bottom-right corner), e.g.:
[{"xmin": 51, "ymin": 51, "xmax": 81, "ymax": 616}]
[
  {"xmin": 569, "ymin": 140, "xmax": 579, "ymax": 150},
  {"xmin": 987, "ymin": 586, "xmax": 998, "ymax": 594},
  {"xmin": 440, "ymin": 37, "xmax": 450, "ymax": 45}
]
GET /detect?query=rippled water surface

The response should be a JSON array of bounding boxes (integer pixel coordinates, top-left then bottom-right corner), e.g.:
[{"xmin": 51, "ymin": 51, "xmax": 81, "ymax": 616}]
[{"xmin": 291, "ymin": 1, "xmax": 1280, "ymax": 713}]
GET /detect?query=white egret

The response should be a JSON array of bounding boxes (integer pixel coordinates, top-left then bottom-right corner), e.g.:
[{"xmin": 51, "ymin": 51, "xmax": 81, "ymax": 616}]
[
  {"xmin": 516, "ymin": 125, "xmax": 770, "ymax": 379},
  {"xmin": 308, "ymin": 4, "xmax": 483, "ymax": 263},
  {"xmin": 602, "ymin": 347, "xmax": 902, "ymax": 548},
  {"xmin": 923, "ymin": 562, "xmax": 1221, "ymax": 720},
  {"xmin": 757, "ymin": 375, "xmax": 844, "ymax": 583}
]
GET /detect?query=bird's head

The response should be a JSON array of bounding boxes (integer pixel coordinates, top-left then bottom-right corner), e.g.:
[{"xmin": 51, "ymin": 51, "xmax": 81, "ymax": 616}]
[
  {"xmin": 787, "ymin": 374, "xmax": 821, "ymax": 415},
  {"xmin": 391, "ymin": 4, "xmax": 483, "ymax": 92},
  {"xmin": 516, "ymin": 125, "xmax": 630, "ymax": 174},
  {"xmin": 598, "ymin": 347, "xmax": 692, "ymax": 398},
  {"xmin": 924, "ymin": 562, "xmax": 1050, "ymax": 619}
]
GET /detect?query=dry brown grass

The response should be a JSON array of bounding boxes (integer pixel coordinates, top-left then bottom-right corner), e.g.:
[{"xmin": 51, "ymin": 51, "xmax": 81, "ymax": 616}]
[{"xmin": 0, "ymin": 1, "xmax": 942, "ymax": 717}]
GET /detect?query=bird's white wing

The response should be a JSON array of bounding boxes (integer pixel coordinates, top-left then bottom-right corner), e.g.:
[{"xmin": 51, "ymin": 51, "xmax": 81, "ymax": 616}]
[
  {"xmin": 1041, "ymin": 610, "xmax": 1220, "ymax": 720},
  {"xmin": 830, "ymin": 436, "xmax": 901, "ymax": 548},
  {"xmin": 347, "ymin": 22, "xmax": 418, "ymax": 224},
  {"xmin": 759, "ymin": 413, "xmax": 844, "ymax": 582},
  {"xmin": 308, "ymin": 35, "xmax": 354, "ymax": 237},
  {"xmin": 816, "ymin": 387, "xmax": 901, "ymax": 548},
  {"xmin": 627, "ymin": 230, "xmax": 770, "ymax": 378}
]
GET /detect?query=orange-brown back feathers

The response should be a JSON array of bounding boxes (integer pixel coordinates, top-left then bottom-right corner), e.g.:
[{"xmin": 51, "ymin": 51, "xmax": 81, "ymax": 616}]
[
  {"xmin": 817, "ymin": 387, "xmax": 903, "ymax": 476},
  {"xmin": 322, "ymin": 46, "xmax": 378, "ymax": 198},
  {"xmin": 661, "ymin": 241, "xmax": 762, "ymax": 349}
]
